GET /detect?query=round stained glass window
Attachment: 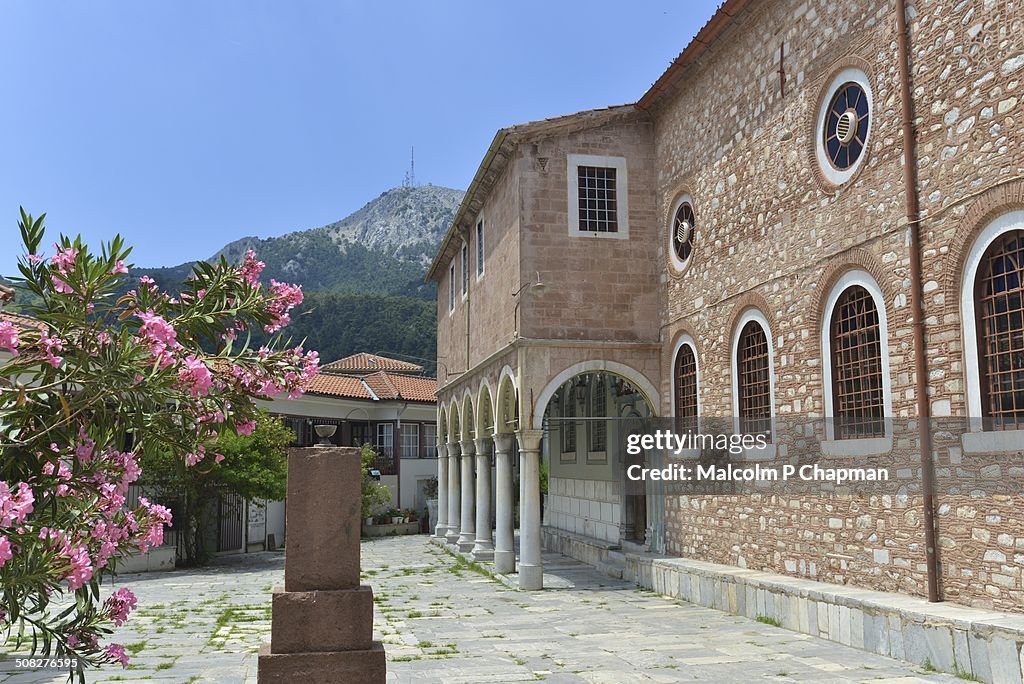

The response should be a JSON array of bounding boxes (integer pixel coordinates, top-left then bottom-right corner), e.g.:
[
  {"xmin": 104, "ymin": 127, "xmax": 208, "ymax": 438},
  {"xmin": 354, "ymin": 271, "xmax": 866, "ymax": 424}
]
[
  {"xmin": 823, "ymin": 82, "xmax": 869, "ymax": 171},
  {"xmin": 672, "ymin": 201, "xmax": 695, "ymax": 266}
]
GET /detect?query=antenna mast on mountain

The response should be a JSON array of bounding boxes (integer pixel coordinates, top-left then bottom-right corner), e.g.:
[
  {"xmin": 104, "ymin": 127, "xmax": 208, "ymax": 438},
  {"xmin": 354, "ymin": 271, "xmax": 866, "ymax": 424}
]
[{"xmin": 402, "ymin": 147, "xmax": 416, "ymax": 188}]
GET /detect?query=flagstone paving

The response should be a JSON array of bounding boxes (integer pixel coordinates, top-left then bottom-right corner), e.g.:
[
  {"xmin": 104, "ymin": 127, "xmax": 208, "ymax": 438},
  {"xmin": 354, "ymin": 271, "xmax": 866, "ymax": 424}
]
[{"xmin": 1, "ymin": 536, "xmax": 959, "ymax": 683}]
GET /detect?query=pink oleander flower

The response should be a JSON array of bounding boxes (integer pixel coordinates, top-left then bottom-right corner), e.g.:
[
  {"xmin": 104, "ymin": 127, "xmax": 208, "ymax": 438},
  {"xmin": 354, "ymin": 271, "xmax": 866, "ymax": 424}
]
[
  {"xmin": 235, "ymin": 419, "xmax": 256, "ymax": 436},
  {"xmin": 264, "ymin": 280, "xmax": 303, "ymax": 333},
  {"xmin": 0, "ymin": 321, "xmax": 19, "ymax": 354},
  {"xmin": 51, "ymin": 274, "xmax": 74, "ymax": 294},
  {"xmin": 50, "ymin": 244, "xmax": 78, "ymax": 274},
  {"xmin": 184, "ymin": 448, "xmax": 205, "ymax": 467},
  {"xmin": 214, "ymin": 453, "xmax": 225, "ymax": 464},
  {"xmin": 64, "ymin": 542, "xmax": 93, "ymax": 591},
  {"xmin": 40, "ymin": 331, "xmax": 64, "ymax": 367},
  {"xmin": 239, "ymin": 249, "xmax": 265, "ymax": 287},
  {"xmin": 0, "ymin": 481, "xmax": 35, "ymax": 527},
  {"xmin": 112, "ymin": 259, "xmax": 128, "ymax": 275},
  {"xmin": 135, "ymin": 310, "xmax": 181, "ymax": 367},
  {"xmin": 96, "ymin": 331, "xmax": 112, "ymax": 345},
  {"xmin": 104, "ymin": 588, "xmax": 138, "ymax": 627},
  {"xmin": 26, "ymin": 253, "xmax": 42, "ymax": 265},
  {"xmin": 177, "ymin": 355, "xmax": 213, "ymax": 397},
  {"xmin": 105, "ymin": 643, "xmax": 129, "ymax": 668},
  {"xmin": 0, "ymin": 535, "xmax": 12, "ymax": 569}
]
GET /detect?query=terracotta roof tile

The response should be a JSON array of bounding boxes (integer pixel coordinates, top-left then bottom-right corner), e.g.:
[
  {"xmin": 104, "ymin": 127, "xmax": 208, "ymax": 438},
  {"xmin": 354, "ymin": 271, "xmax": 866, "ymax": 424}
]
[
  {"xmin": 321, "ymin": 352, "xmax": 423, "ymax": 374},
  {"xmin": 0, "ymin": 310, "xmax": 46, "ymax": 332},
  {"xmin": 385, "ymin": 372, "xmax": 437, "ymax": 403},
  {"xmin": 306, "ymin": 373, "xmax": 374, "ymax": 400}
]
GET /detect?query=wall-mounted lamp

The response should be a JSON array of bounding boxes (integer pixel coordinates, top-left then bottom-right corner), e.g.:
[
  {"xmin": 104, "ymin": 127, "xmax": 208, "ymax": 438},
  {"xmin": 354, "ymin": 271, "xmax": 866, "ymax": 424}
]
[{"xmin": 512, "ymin": 271, "xmax": 547, "ymax": 337}]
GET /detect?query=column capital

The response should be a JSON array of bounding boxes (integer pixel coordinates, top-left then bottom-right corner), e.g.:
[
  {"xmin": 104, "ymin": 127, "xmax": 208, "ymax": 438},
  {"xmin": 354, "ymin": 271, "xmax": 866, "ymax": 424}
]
[
  {"xmin": 435, "ymin": 444, "xmax": 448, "ymax": 459},
  {"xmin": 473, "ymin": 436, "xmax": 493, "ymax": 455},
  {"xmin": 492, "ymin": 432, "xmax": 516, "ymax": 453},
  {"xmin": 459, "ymin": 439, "xmax": 476, "ymax": 456},
  {"xmin": 516, "ymin": 429, "xmax": 544, "ymax": 452},
  {"xmin": 446, "ymin": 441, "xmax": 461, "ymax": 456}
]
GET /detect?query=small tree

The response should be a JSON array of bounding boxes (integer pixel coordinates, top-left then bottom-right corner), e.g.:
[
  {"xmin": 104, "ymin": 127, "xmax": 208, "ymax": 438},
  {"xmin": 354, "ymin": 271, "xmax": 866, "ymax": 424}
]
[
  {"xmin": 360, "ymin": 444, "xmax": 391, "ymax": 521},
  {"xmin": 0, "ymin": 210, "xmax": 317, "ymax": 680},
  {"xmin": 140, "ymin": 411, "xmax": 294, "ymax": 565}
]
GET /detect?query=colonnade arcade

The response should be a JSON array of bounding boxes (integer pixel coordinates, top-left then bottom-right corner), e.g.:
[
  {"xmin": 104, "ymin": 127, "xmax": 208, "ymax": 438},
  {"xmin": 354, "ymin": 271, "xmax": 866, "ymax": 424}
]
[{"xmin": 433, "ymin": 362, "xmax": 659, "ymax": 591}]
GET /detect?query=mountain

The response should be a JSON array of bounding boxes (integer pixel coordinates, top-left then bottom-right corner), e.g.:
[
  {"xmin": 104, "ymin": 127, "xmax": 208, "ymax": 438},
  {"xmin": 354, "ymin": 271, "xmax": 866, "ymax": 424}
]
[
  {"xmin": 139, "ymin": 184, "xmax": 464, "ymax": 299},
  {"xmin": 133, "ymin": 184, "xmax": 463, "ymax": 368}
]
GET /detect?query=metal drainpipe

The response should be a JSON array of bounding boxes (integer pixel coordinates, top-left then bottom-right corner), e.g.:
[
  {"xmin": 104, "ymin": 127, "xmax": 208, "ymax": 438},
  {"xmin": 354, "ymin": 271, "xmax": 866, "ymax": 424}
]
[{"xmin": 895, "ymin": 0, "xmax": 941, "ymax": 603}]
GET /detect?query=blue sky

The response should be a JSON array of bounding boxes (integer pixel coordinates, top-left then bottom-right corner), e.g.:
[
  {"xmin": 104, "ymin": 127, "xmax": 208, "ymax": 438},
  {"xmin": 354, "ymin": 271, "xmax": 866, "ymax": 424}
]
[{"xmin": 0, "ymin": 1, "xmax": 720, "ymax": 274}]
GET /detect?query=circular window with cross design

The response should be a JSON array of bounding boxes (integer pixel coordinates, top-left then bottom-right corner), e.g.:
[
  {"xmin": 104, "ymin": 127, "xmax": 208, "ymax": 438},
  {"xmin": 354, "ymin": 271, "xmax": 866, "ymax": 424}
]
[
  {"xmin": 815, "ymin": 67, "xmax": 873, "ymax": 187},
  {"xmin": 669, "ymin": 195, "xmax": 696, "ymax": 271}
]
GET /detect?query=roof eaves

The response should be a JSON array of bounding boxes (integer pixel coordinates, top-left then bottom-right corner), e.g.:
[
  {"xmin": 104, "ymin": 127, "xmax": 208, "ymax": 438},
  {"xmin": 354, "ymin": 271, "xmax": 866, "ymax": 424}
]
[{"xmin": 636, "ymin": 0, "xmax": 752, "ymax": 111}]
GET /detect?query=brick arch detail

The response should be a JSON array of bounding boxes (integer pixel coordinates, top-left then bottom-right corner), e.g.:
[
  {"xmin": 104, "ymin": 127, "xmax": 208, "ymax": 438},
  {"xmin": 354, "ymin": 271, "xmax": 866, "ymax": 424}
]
[
  {"xmin": 805, "ymin": 52, "xmax": 877, "ymax": 195},
  {"xmin": 811, "ymin": 249, "xmax": 896, "ymax": 335},
  {"xmin": 725, "ymin": 291, "xmax": 779, "ymax": 345},
  {"xmin": 942, "ymin": 180, "xmax": 1024, "ymax": 308}
]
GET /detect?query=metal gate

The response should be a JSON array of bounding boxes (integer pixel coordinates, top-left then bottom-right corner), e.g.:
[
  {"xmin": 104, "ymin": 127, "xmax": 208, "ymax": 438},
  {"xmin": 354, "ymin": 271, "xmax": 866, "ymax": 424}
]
[{"xmin": 218, "ymin": 492, "xmax": 244, "ymax": 552}]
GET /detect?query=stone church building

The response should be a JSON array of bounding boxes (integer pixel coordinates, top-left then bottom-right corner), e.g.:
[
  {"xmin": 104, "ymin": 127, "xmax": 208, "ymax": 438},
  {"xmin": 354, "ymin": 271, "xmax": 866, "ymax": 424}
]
[{"xmin": 426, "ymin": 0, "xmax": 1024, "ymax": 658}]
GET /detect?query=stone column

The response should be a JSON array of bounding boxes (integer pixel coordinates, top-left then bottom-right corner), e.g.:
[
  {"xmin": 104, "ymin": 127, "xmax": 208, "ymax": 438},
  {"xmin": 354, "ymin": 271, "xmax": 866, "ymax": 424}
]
[
  {"xmin": 445, "ymin": 442, "xmax": 461, "ymax": 544},
  {"xmin": 457, "ymin": 439, "xmax": 476, "ymax": 552},
  {"xmin": 471, "ymin": 436, "xmax": 494, "ymax": 560},
  {"xmin": 492, "ymin": 433, "xmax": 516, "ymax": 574},
  {"xmin": 517, "ymin": 430, "xmax": 544, "ymax": 591},
  {"xmin": 433, "ymin": 443, "xmax": 449, "ymax": 539},
  {"xmin": 258, "ymin": 447, "xmax": 385, "ymax": 683}
]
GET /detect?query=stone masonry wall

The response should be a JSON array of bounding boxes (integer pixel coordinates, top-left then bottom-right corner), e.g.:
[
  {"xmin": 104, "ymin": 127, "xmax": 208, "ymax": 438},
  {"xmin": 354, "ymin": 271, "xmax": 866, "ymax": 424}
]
[{"xmin": 655, "ymin": 0, "xmax": 1024, "ymax": 612}]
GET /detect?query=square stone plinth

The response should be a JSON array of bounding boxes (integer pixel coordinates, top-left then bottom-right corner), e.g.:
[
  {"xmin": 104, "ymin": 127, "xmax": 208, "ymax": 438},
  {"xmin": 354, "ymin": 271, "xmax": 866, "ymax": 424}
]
[
  {"xmin": 258, "ymin": 642, "xmax": 386, "ymax": 683},
  {"xmin": 270, "ymin": 585, "xmax": 374, "ymax": 654},
  {"xmin": 285, "ymin": 447, "xmax": 361, "ymax": 591}
]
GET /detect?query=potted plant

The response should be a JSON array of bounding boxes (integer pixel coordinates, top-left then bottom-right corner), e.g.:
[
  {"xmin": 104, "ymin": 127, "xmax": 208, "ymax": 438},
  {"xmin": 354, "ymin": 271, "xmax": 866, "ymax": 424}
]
[
  {"xmin": 423, "ymin": 476, "xmax": 438, "ymax": 531},
  {"xmin": 388, "ymin": 508, "xmax": 403, "ymax": 525}
]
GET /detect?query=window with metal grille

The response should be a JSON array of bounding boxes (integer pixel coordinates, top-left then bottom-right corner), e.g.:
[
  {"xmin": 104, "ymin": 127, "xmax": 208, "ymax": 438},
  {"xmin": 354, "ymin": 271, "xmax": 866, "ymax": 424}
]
[
  {"xmin": 476, "ymin": 218, "xmax": 485, "ymax": 277},
  {"xmin": 448, "ymin": 264, "xmax": 455, "ymax": 312},
  {"xmin": 376, "ymin": 423, "xmax": 394, "ymax": 452},
  {"xmin": 674, "ymin": 344, "xmax": 698, "ymax": 433},
  {"xmin": 423, "ymin": 424, "xmax": 437, "ymax": 457},
  {"xmin": 975, "ymin": 229, "xmax": 1024, "ymax": 430},
  {"xmin": 400, "ymin": 423, "xmax": 420, "ymax": 459},
  {"xmin": 737, "ymin": 321, "xmax": 772, "ymax": 439},
  {"xmin": 588, "ymin": 375, "xmax": 607, "ymax": 452},
  {"xmin": 830, "ymin": 286, "xmax": 885, "ymax": 438},
  {"xmin": 562, "ymin": 388, "xmax": 577, "ymax": 453},
  {"xmin": 672, "ymin": 201, "xmax": 696, "ymax": 265},
  {"xmin": 461, "ymin": 242, "xmax": 469, "ymax": 296},
  {"xmin": 577, "ymin": 165, "xmax": 618, "ymax": 233}
]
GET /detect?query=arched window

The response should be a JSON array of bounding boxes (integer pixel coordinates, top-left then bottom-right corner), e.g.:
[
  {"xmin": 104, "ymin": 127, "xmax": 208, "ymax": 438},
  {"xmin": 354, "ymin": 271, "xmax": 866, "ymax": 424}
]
[
  {"xmin": 737, "ymin": 320, "xmax": 772, "ymax": 439},
  {"xmin": 975, "ymin": 229, "xmax": 1024, "ymax": 430},
  {"xmin": 830, "ymin": 285, "xmax": 885, "ymax": 439},
  {"xmin": 673, "ymin": 342, "xmax": 698, "ymax": 433}
]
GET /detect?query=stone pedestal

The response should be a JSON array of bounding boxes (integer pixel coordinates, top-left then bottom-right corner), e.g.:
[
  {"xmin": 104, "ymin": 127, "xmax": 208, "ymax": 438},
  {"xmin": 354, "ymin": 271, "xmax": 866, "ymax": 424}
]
[{"xmin": 258, "ymin": 447, "xmax": 385, "ymax": 683}]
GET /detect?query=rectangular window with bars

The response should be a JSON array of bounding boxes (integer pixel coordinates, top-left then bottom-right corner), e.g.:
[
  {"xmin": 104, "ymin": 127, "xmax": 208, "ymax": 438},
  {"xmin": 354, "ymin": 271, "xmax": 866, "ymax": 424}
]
[
  {"xmin": 576, "ymin": 165, "xmax": 618, "ymax": 233},
  {"xmin": 562, "ymin": 391, "xmax": 577, "ymax": 455},
  {"xmin": 588, "ymin": 377, "xmax": 607, "ymax": 452},
  {"xmin": 476, "ymin": 219, "xmax": 485, "ymax": 277},
  {"xmin": 448, "ymin": 264, "xmax": 455, "ymax": 312},
  {"xmin": 400, "ymin": 424, "xmax": 419, "ymax": 459},
  {"xmin": 461, "ymin": 242, "xmax": 469, "ymax": 297},
  {"xmin": 423, "ymin": 424, "xmax": 437, "ymax": 457}
]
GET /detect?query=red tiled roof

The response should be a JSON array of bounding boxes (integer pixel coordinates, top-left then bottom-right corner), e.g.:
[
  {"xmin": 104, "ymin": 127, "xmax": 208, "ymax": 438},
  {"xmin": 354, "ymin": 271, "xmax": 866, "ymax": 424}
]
[
  {"xmin": 321, "ymin": 352, "xmax": 423, "ymax": 374},
  {"xmin": 306, "ymin": 374, "xmax": 374, "ymax": 400},
  {"xmin": 0, "ymin": 310, "xmax": 46, "ymax": 332},
  {"xmin": 385, "ymin": 372, "xmax": 437, "ymax": 403},
  {"xmin": 306, "ymin": 369, "xmax": 436, "ymax": 404}
]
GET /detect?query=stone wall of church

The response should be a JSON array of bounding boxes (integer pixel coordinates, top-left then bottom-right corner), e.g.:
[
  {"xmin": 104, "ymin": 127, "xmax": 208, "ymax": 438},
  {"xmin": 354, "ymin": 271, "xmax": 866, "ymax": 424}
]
[{"xmin": 655, "ymin": 0, "xmax": 1024, "ymax": 612}]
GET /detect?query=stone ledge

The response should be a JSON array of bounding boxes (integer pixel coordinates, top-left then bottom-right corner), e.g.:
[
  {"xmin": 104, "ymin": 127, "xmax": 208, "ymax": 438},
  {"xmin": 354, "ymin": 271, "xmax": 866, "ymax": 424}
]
[
  {"xmin": 542, "ymin": 527, "xmax": 1024, "ymax": 684},
  {"xmin": 633, "ymin": 555, "xmax": 1024, "ymax": 684}
]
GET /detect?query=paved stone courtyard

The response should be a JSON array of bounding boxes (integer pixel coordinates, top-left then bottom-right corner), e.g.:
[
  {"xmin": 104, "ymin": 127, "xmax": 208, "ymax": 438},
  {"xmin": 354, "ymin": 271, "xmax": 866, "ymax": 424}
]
[{"xmin": 1, "ymin": 536, "xmax": 959, "ymax": 683}]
